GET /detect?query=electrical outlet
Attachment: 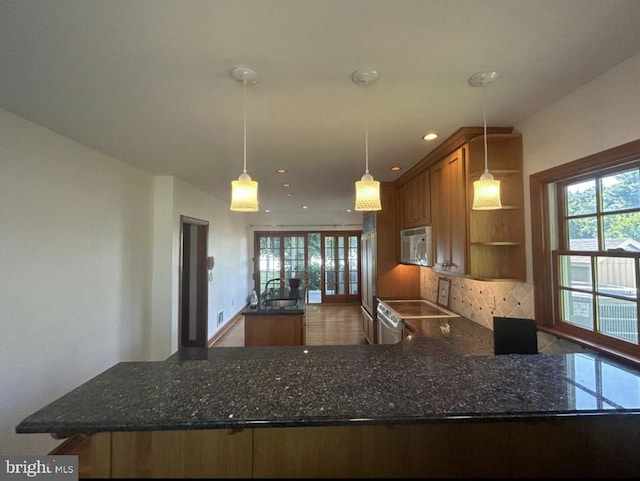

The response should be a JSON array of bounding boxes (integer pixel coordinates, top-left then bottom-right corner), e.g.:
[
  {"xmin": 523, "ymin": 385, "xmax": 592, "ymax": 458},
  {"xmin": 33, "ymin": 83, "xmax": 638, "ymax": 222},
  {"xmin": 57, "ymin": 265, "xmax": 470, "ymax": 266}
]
[{"xmin": 489, "ymin": 295, "xmax": 496, "ymax": 310}]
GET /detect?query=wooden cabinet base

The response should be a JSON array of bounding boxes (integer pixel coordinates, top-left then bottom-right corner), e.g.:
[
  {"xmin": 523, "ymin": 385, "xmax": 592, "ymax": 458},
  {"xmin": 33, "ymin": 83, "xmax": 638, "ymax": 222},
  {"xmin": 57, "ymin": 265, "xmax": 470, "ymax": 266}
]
[
  {"xmin": 84, "ymin": 416, "xmax": 640, "ymax": 478},
  {"xmin": 244, "ymin": 314, "xmax": 304, "ymax": 346},
  {"xmin": 107, "ymin": 429, "xmax": 252, "ymax": 478}
]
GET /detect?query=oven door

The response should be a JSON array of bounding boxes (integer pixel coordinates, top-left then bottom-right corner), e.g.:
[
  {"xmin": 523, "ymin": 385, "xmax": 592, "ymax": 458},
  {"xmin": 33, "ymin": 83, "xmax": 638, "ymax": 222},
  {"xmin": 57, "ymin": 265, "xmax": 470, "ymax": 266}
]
[{"xmin": 377, "ymin": 306, "xmax": 403, "ymax": 344}]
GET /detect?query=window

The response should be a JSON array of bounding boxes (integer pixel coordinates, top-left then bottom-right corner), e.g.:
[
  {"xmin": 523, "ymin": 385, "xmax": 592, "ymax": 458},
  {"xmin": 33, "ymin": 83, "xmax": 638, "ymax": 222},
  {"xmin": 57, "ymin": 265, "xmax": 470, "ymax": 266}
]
[{"xmin": 531, "ymin": 140, "xmax": 640, "ymax": 365}]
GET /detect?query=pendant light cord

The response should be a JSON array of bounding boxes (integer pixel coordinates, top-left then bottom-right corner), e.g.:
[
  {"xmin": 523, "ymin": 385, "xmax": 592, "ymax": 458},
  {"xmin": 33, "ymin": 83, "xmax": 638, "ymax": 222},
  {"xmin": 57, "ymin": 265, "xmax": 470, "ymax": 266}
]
[
  {"xmin": 364, "ymin": 86, "xmax": 369, "ymax": 174},
  {"xmin": 243, "ymin": 78, "xmax": 248, "ymax": 174},
  {"xmin": 482, "ymin": 83, "xmax": 488, "ymax": 174}
]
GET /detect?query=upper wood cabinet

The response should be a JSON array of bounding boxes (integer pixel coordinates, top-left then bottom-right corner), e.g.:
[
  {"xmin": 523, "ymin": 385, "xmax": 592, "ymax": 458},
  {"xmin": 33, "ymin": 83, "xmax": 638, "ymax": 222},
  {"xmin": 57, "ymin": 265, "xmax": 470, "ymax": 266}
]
[
  {"xmin": 360, "ymin": 183, "xmax": 421, "ymax": 308},
  {"xmin": 466, "ymin": 134, "xmax": 525, "ymax": 280},
  {"xmin": 399, "ymin": 127, "xmax": 525, "ymax": 281},
  {"xmin": 399, "ymin": 169, "xmax": 431, "ymax": 229},
  {"xmin": 430, "ymin": 149, "xmax": 467, "ymax": 276},
  {"xmin": 377, "ymin": 182, "xmax": 421, "ymax": 298}
]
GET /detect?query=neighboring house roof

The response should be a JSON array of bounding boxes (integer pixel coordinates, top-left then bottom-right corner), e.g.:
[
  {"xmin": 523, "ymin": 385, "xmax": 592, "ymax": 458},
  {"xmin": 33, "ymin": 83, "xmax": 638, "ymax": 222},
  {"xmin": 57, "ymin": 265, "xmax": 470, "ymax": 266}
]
[
  {"xmin": 567, "ymin": 238, "xmax": 640, "ymax": 264},
  {"xmin": 569, "ymin": 238, "xmax": 640, "ymax": 252},
  {"xmin": 567, "ymin": 239, "xmax": 638, "ymax": 297}
]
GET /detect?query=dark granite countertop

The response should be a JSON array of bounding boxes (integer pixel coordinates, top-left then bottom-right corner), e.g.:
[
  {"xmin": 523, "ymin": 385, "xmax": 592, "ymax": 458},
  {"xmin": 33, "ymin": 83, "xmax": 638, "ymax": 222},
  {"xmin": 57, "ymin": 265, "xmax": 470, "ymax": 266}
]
[
  {"xmin": 16, "ymin": 335, "xmax": 640, "ymax": 434},
  {"xmin": 403, "ymin": 316, "xmax": 494, "ymax": 356}
]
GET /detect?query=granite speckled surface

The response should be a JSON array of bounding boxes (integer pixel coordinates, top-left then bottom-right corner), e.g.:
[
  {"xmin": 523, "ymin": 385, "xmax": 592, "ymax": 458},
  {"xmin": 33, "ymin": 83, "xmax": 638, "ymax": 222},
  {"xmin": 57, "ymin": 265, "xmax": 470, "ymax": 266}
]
[
  {"xmin": 16, "ymin": 329, "xmax": 640, "ymax": 434},
  {"xmin": 403, "ymin": 316, "xmax": 495, "ymax": 355}
]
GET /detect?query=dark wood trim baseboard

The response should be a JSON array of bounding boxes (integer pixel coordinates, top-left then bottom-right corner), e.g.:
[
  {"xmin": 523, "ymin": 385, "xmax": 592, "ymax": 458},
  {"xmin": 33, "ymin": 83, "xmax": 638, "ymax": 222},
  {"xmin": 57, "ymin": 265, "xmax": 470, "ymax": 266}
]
[{"xmin": 207, "ymin": 306, "xmax": 247, "ymax": 346}]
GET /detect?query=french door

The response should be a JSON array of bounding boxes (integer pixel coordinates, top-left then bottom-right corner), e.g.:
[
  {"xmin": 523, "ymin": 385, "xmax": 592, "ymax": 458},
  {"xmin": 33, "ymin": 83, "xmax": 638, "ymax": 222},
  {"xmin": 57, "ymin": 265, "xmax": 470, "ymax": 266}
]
[
  {"xmin": 321, "ymin": 232, "xmax": 360, "ymax": 304},
  {"xmin": 255, "ymin": 233, "xmax": 306, "ymax": 297},
  {"xmin": 254, "ymin": 231, "xmax": 360, "ymax": 304}
]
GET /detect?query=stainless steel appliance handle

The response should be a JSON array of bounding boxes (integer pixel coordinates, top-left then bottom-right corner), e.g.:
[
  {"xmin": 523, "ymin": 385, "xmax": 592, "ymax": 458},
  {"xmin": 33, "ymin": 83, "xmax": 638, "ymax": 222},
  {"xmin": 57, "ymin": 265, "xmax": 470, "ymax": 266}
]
[
  {"xmin": 377, "ymin": 309, "xmax": 400, "ymax": 331},
  {"xmin": 414, "ymin": 237, "xmax": 426, "ymax": 266}
]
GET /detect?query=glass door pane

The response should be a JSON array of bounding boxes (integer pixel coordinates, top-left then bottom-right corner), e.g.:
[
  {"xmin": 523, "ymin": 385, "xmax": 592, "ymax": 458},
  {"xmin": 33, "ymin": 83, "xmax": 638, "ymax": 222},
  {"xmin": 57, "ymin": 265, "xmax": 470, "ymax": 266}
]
[
  {"xmin": 307, "ymin": 233, "xmax": 321, "ymax": 304},
  {"xmin": 321, "ymin": 232, "xmax": 360, "ymax": 303},
  {"xmin": 348, "ymin": 235, "xmax": 359, "ymax": 296},
  {"xmin": 258, "ymin": 236, "xmax": 281, "ymax": 295}
]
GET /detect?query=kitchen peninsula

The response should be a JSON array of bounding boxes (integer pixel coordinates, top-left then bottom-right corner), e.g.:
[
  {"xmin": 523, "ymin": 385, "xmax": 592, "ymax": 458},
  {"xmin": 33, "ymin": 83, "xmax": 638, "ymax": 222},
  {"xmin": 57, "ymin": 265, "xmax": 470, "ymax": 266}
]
[
  {"xmin": 16, "ymin": 336, "xmax": 640, "ymax": 478},
  {"xmin": 242, "ymin": 286, "xmax": 306, "ymax": 346}
]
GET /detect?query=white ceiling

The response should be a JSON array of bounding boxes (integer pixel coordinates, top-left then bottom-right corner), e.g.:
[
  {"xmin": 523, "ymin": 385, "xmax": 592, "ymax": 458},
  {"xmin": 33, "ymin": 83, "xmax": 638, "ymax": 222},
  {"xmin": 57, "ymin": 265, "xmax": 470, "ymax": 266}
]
[{"xmin": 2, "ymin": 0, "xmax": 640, "ymax": 225}]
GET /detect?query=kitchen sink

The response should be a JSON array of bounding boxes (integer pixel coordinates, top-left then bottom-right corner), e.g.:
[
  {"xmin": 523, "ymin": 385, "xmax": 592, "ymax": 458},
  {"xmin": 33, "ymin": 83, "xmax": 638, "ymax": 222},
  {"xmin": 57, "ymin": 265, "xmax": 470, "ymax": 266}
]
[{"xmin": 263, "ymin": 298, "xmax": 298, "ymax": 308}]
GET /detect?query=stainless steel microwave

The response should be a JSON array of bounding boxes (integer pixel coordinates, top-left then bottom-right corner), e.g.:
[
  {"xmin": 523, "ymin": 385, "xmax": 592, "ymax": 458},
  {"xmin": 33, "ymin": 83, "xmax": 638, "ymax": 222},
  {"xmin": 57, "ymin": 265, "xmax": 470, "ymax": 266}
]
[{"xmin": 400, "ymin": 226, "xmax": 432, "ymax": 267}]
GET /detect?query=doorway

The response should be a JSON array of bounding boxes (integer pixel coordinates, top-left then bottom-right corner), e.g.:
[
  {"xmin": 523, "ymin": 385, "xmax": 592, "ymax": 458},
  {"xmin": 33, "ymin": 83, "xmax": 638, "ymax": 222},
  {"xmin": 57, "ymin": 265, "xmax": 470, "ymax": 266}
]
[
  {"xmin": 179, "ymin": 216, "xmax": 209, "ymax": 348},
  {"xmin": 253, "ymin": 231, "xmax": 360, "ymax": 305}
]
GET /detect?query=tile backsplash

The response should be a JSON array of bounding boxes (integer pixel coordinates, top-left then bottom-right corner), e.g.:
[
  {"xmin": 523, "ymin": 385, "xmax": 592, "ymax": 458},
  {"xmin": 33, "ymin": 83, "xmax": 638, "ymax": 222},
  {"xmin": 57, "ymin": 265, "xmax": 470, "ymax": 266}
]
[
  {"xmin": 419, "ymin": 267, "xmax": 590, "ymax": 354},
  {"xmin": 420, "ymin": 268, "xmax": 534, "ymax": 330}
]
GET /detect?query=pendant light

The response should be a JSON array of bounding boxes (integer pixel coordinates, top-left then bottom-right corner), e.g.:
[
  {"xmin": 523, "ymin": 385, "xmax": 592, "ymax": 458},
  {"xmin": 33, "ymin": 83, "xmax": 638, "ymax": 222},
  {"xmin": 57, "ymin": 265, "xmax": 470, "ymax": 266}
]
[
  {"xmin": 353, "ymin": 68, "xmax": 382, "ymax": 212},
  {"xmin": 469, "ymin": 70, "xmax": 502, "ymax": 210},
  {"xmin": 230, "ymin": 66, "xmax": 259, "ymax": 212}
]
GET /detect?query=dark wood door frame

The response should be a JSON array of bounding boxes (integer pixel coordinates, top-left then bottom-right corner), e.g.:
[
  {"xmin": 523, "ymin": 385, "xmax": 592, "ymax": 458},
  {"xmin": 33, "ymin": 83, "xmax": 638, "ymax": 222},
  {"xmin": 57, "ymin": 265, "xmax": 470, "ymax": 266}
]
[{"xmin": 179, "ymin": 215, "xmax": 209, "ymax": 348}]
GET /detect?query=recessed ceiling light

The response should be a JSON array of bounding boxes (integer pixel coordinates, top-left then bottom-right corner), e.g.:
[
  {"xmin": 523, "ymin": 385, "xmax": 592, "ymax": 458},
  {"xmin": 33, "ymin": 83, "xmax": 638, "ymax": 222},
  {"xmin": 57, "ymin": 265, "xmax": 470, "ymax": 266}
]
[
  {"xmin": 282, "ymin": 183, "xmax": 291, "ymax": 188},
  {"xmin": 286, "ymin": 193, "xmax": 293, "ymax": 197},
  {"xmin": 264, "ymin": 209, "xmax": 271, "ymax": 213},
  {"xmin": 276, "ymin": 168, "xmax": 287, "ymax": 174},
  {"xmin": 347, "ymin": 209, "xmax": 352, "ymax": 213},
  {"xmin": 302, "ymin": 205, "xmax": 308, "ymax": 209},
  {"xmin": 423, "ymin": 132, "xmax": 438, "ymax": 141},
  {"xmin": 390, "ymin": 166, "xmax": 401, "ymax": 171}
]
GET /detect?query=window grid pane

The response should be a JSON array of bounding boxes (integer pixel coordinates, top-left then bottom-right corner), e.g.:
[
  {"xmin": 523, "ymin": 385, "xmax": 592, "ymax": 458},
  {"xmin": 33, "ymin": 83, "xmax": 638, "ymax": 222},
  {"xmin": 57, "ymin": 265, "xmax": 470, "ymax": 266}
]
[
  {"xmin": 597, "ymin": 296, "xmax": 638, "ymax": 343},
  {"xmin": 566, "ymin": 179, "xmax": 597, "ymax": 216},
  {"xmin": 557, "ymin": 165, "xmax": 640, "ymax": 348},
  {"xmin": 348, "ymin": 235, "xmax": 359, "ymax": 295},
  {"xmin": 595, "ymin": 256, "xmax": 637, "ymax": 300},
  {"xmin": 558, "ymin": 254, "xmax": 593, "ymax": 290},
  {"xmin": 324, "ymin": 237, "xmax": 336, "ymax": 294},
  {"xmin": 259, "ymin": 236, "xmax": 281, "ymax": 293},
  {"xmin": 600, "ymin": 168, "xmax": 640, "ymax": 212},
  {"xmin": 284, "ymin": 235, "xmax": 305, "ymax": 282},
  {"xmin": 560, "ymin": 288, "xmax": 594, "ymax": 331},
  {"xmin": 567, "ymin": 217, "xmax": 599, "ymax": 250}
]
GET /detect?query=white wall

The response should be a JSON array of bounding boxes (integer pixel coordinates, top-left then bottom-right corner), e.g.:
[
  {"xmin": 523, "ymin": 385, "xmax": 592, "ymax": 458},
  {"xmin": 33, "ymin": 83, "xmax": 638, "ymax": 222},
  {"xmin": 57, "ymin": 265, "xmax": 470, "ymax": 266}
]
[
  {"xmin": 0, "ymin": 109, "xmax": 153, "ymax": 455},
  {"xmin": 149, "ymin": 175, "xmax": 252, "ymax": 361},
  {"xmin": 0, "ymin": 109, "xmax": 252, "ymax": 455},
  {"xmin": 170, "ymin": 177, "xmax": 249, "ymax": 355},
  {"xmin": 518, "ymin": 52, "xmax": 640, "ymax": 283}
]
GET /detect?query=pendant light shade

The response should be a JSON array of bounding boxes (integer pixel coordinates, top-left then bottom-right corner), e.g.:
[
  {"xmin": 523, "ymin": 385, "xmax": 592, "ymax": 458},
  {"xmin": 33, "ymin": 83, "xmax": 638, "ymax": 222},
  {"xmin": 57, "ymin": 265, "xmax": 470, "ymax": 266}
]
[
  {"xmin": 353, "ymin": 68, "xmax": 382, "ymax": 212},
  {"xmin": 469, "ymin": 71, "xmax": 502, "ymax": 210},
  {"xmin": 472, "ymin": 172, "xmax": 502, "ymax": 210},
  {"xmin": 230, "ymin": 172, "xmax": 259, "ymax": 211},
  {"xmin": 355, "ymin": 172, "xmax": 381, "ymax": 211},
  {"xmin": 230, "ymin": 66, "xmax": 259, "ymax": 212}
]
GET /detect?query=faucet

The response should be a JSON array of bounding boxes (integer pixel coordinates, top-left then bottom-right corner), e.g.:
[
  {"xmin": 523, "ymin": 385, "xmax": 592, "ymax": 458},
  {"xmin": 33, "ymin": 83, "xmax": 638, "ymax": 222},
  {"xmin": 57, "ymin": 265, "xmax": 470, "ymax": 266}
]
[{"xmin": 263, "ymin": 278, "xmax": 282, "ymax": 300}]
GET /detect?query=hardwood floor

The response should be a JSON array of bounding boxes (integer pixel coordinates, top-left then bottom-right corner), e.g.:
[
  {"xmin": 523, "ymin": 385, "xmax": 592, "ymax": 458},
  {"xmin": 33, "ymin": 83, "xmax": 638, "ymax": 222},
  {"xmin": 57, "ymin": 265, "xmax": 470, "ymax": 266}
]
[
  {"xmin": 212, "ymin": 303, "xmax": 366, "ymax": 347},
  {"xmin": 54, "ymin": 303, "xmax": 366, "ymax": 477}
]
